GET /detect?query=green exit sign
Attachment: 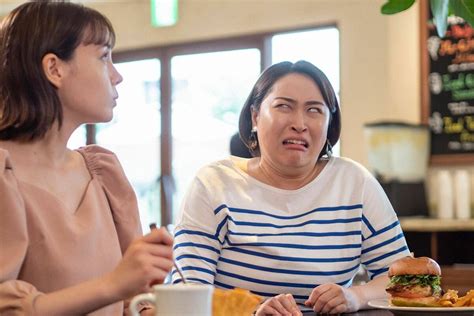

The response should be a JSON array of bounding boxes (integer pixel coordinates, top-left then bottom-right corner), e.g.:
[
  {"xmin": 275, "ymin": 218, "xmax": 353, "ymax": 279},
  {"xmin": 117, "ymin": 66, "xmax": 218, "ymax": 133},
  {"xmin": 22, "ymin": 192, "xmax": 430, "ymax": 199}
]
[{"xmin": 151, "ymin": 0, "xmax": 178, "ymax": 27}]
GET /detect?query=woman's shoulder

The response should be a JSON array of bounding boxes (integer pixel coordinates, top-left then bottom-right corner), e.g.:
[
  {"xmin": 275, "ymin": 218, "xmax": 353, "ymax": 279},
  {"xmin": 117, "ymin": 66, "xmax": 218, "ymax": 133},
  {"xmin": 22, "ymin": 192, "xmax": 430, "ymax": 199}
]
[
  {"xmin": 76, "ymin": 144, "xmax": 122, "ymax": 176},
  {"xmin": 76, "ymin": 144, "xmax": 133, "ymax": 191},
  {"xmin": 330, "ymin": 156, "xmax": 373, "ymax": 177},
  {"xmin": 192, "ymin": 156, "xmax": 248, "ymax": 187},
  {"xmin": 76, "ymin": 144, "xmax": 117, "ymax": 159},
  {"xmin": 196, "ymin": 156, "xmax": 243, "ymax": 176},
  {"xmin": 323, "ymin": 156, "xmax": 377, "ymax": 189}
]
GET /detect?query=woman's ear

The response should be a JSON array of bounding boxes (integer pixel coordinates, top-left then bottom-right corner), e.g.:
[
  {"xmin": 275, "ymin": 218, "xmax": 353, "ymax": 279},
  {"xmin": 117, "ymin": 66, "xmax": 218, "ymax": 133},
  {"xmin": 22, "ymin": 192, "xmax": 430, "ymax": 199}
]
[{"xmin": 42, "ymin": 53, "xmax": 65, "ymax": 88}]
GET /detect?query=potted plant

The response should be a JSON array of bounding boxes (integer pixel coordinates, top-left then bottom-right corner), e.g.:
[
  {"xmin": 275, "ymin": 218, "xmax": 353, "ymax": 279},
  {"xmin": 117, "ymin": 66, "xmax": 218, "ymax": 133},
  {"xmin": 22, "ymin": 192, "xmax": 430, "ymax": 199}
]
[{"xmin": 381, "ymin": 0, "xmax": 474, "ymax": 36}]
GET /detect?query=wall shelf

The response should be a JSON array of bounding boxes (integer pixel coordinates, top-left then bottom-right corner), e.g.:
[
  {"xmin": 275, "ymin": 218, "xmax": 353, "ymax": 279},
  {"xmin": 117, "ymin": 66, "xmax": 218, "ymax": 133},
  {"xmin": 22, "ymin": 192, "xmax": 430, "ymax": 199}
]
[
  {"xmin": 399, "ymin": 217, "xmax": 474, "ymax": 232},
  {"xmin": 398, "ymin": 217, "xmax": 474, "ymax": 263}
]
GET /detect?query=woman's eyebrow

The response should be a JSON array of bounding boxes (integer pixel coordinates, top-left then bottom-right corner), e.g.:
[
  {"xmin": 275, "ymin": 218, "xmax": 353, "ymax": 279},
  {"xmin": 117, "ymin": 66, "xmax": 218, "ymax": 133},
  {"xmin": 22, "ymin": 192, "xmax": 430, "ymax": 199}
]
[
  {"xmin": 274, "ymin": 97, "xmax": 325, "ymax": 106},
  {"xmin": 306, "ymin": 100, "xmax": 326, "ymax": 106},
  {"xmin": 274, "ymin": 96, "xmax": 296, "ymax": 103}
]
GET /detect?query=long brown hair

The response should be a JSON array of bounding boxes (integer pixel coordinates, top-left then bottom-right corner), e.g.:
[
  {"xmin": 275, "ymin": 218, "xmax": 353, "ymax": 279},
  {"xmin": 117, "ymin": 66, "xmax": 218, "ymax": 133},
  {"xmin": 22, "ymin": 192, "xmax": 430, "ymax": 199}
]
[{"xmin": 0, "ymin": 1, "xmax": 115, "ymax": 141}]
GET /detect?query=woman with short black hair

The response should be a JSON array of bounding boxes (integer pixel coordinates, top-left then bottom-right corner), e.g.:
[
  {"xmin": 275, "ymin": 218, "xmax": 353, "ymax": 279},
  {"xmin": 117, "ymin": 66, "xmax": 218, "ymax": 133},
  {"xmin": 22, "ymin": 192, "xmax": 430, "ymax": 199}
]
[{"xmin": 172, "ymin": 60, "xmax": 410, "ymax": 315}]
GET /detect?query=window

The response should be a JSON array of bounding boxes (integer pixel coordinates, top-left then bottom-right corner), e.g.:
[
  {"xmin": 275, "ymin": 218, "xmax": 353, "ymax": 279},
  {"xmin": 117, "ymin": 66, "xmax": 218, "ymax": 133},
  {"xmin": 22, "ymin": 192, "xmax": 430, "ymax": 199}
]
[
  {"xmin": 171, "ymin": 49, "xmax": 260, "ymax": 219},
  {"xmin": 88, "ymin": 25, "xmax": 340, "ymax": 226},
  {"xmin": 67, "ymin": 125, "xmax": 87, "ymax": 149},
  {"xmin": 96, "ymin": 59, "xmax": 161, "ymax": 230}
]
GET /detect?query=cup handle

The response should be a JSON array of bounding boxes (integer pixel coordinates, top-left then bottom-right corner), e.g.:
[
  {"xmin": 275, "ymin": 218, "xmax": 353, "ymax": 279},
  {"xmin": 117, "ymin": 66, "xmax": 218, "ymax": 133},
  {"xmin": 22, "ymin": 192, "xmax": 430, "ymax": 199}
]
[{"xmin": 129, "ymin": 293, "xmax": 155, "ymax": 316}]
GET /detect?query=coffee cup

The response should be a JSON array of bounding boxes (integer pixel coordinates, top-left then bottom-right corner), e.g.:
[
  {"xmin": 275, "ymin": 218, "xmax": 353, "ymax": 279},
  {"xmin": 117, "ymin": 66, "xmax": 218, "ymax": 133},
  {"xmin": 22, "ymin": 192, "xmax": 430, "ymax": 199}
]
[{"xmin": 129, "ymin": 283, "xmax": 213, "ymax": 316}]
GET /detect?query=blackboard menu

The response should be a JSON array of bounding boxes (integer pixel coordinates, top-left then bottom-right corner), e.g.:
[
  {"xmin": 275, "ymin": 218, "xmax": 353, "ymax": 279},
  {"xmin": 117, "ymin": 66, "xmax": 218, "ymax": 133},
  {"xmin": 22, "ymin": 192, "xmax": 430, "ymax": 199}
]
[{"xmin": 426, "ymin": 17, "xmax": 474, "ymax": 162}]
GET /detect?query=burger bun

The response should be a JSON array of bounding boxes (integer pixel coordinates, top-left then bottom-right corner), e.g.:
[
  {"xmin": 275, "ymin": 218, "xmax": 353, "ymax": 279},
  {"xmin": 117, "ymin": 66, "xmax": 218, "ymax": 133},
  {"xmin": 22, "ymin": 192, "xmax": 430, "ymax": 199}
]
[
  {"xmin": 390, "ymin": 296, "xmax": 439, "ymax": 307},
  {"xmin": 389, "ymin": 256, "xmax": 441, "ymax": 277}
]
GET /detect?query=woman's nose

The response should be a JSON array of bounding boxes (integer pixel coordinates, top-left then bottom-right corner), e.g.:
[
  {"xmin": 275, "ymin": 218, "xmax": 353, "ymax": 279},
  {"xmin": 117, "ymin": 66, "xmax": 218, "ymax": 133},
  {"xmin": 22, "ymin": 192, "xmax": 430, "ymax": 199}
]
[
  {"xmin": 291, "ymin": 112, "xmax": 307, "ymax": 133},
  {"xmin": 110, "ymin": 64, "xmax": 123, "ymax": 86}
]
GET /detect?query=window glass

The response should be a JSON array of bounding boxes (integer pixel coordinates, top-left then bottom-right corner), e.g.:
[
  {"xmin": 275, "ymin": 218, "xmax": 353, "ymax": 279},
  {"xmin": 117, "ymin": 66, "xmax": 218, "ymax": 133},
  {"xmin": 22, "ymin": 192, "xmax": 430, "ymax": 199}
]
[
  {"xmin": 171, "ymin": 49, "xmax": 260, "ymax": 221},
  {"xmin": 96, "ymin": 59, "xmax": 161, "ymax": 231},
  {"xmin": 67, "ymin": 125, "xmax": 87, "ymax": 149}
]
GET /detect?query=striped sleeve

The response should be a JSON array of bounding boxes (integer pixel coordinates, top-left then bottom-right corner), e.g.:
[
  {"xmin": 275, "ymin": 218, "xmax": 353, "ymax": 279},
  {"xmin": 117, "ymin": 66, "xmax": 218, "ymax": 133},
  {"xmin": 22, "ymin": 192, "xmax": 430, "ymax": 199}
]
[
  {"xmin": 360, "ymin": 174, "xmax": 410, "ymax": 279},
  {"xmin": 172, "ymin": 177, "xmax": 225, "ymax": 285}
]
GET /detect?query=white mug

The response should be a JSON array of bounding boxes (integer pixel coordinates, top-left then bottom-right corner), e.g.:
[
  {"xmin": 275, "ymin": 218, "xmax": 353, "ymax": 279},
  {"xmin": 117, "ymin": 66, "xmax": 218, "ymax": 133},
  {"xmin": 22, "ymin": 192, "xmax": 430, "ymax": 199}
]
[{"xmin": 129, "ymin": 284, "xmax": 213, "ymax": 316}]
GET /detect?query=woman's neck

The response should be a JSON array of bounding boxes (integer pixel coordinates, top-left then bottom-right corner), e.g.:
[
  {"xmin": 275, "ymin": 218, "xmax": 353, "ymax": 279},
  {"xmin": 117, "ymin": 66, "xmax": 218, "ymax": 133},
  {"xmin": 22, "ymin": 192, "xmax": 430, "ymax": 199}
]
[
  {"xmin": 247, "ymin": 157, "xmax": 328, "ymax": 190},
  {"xmin": 0, "ymin": 121, "xmax": 76, "ymax": 168}
]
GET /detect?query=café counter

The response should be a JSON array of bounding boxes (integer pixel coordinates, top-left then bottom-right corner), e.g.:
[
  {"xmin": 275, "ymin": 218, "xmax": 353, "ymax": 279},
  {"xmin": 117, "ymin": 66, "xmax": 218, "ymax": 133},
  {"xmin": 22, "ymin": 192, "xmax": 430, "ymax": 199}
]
[{"xmin": 399, "ymin": 217, "xmax": 474, "ymax": 261}]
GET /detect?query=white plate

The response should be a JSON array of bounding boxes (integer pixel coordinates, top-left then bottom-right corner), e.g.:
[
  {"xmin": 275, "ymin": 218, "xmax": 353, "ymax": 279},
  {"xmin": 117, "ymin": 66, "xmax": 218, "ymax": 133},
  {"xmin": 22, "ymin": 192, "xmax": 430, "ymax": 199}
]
[{"xmin": 368, "ymin": 299, "xmax": 474, "ymax": 315}]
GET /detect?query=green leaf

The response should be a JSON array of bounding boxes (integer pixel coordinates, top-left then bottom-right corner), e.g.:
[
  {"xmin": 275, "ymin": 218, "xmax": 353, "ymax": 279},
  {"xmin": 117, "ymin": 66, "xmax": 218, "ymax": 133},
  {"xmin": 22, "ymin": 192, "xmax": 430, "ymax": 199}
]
[
  {"xmin": 431, "ymin": 0, "xmax": 449, "ymax": 37},
  {"xmin": 381, "ymin": 0, "xmax": 416, "ymax": 15},
  {"xmin": 451, "ymin": 0, "xmax": 474, "ymax": 28}
]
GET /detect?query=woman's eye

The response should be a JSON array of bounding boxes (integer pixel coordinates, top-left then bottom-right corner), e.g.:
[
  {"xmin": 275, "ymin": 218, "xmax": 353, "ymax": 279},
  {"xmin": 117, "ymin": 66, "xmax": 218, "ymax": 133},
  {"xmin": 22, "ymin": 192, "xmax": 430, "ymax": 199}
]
[
  {"xmin": 276, "ymin": 103, "xmax": 290, "ymax": 109},
  {"xmin": 308, "ymin": 107, "xmax": 322, "ymax": 113},
  {"xmin": 101, "ymin": 51, "xmax": 111, "ymax": 61}
]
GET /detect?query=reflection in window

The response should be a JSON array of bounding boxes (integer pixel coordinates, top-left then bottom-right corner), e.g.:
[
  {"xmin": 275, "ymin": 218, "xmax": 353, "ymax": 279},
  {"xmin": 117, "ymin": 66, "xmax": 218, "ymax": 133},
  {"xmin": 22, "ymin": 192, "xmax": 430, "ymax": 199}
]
[{"xmin": 96, "ymin": 59, "xmax": 161, "ymax": 231}]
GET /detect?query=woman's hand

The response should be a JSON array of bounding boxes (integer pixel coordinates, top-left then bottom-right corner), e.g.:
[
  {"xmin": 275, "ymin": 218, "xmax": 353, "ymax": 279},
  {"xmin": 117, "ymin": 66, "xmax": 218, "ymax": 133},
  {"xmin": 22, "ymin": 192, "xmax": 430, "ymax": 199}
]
[
  {"xmin": 105, "ymin": 227, "xmax": 174, "ymax": 299},
  {"xmin": 255, "ymin": 293, "xmax": 302, "ymax": 316},
  {"xmin": 304, "ymin": 283, "xmax": 360, "ymax": 314},
  {"xmin": 139, "ymin": 306, "xmax": 156, "ymax": 316}
]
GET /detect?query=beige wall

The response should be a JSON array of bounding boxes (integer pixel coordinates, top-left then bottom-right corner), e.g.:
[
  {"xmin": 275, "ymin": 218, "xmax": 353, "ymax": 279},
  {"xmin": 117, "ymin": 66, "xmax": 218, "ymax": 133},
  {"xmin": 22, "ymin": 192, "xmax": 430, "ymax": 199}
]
[
  {"xmin": 87, "ymin": 0, "xmax": 421, "ymax": 166},
  {"xmin": 2, "ymin": 0, "xmax": 422, "ymax": 166}
]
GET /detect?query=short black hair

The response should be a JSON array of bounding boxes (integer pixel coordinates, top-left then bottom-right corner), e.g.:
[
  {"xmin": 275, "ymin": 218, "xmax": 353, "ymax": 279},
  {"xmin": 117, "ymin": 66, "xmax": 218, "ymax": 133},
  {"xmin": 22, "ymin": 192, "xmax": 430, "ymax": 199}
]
[{"xmin": 238, "ymin": 60, "xmax": 341, "ymax": 157}]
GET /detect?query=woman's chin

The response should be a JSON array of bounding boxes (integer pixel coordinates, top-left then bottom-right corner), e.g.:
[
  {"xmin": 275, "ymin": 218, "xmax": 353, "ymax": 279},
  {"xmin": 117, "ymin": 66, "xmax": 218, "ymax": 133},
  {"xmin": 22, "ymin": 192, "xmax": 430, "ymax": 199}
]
[{"xmin": 279, "ymin": 156, "xmax": 313, "ymax": 168}]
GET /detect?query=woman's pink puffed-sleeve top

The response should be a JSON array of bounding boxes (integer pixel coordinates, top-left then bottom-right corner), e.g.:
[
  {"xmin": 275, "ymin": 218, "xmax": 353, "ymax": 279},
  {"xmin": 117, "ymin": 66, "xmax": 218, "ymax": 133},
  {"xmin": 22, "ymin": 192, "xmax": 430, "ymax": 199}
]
[{"xmin": 0, "ymin": 145, "xmax": 142, "ymax": 315}]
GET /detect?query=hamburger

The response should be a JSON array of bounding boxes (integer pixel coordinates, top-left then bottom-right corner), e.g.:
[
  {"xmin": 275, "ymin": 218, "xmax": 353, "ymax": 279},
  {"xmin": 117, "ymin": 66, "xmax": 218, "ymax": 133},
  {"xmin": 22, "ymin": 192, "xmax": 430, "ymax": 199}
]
[{"xmin": 386, "ymin": 256, "xmax": 442, "ymax": 307}]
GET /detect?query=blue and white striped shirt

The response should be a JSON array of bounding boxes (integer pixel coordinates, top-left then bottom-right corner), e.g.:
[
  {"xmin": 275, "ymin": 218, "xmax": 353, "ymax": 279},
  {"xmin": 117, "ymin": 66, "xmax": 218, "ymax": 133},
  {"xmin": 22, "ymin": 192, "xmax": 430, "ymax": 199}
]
[{"xmin": 172, "ymin": 156, "xmax": 410, "ymax": 311}]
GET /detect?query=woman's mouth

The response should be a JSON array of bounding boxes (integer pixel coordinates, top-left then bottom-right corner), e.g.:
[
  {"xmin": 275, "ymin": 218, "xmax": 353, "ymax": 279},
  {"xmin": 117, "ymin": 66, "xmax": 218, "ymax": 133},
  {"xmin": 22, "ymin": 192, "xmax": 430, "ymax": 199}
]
[{"xmin": 282, "ymin": 139, "xmax": 309, "ymax": 148}]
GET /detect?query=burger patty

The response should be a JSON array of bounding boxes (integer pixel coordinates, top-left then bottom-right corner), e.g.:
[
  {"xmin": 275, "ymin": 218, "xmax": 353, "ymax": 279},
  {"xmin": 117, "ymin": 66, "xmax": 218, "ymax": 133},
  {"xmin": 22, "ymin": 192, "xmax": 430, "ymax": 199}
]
[{"xmin": 386, "ymin": 284, "xmax": 433, "ymax": 298}]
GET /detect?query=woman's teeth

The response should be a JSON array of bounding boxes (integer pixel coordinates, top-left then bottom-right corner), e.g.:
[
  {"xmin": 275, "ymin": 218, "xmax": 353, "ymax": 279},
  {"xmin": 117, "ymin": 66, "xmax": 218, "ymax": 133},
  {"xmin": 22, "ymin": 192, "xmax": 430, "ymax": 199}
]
[{"xmin": 283, "ymin": 139, "xmax": 308, "ymax": 147}]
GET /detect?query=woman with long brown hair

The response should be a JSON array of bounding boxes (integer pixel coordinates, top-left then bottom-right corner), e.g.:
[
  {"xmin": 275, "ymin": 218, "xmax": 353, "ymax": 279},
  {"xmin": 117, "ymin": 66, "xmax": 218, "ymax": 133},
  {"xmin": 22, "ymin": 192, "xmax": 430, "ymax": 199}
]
[{"xmin": 0, "ymin": 2, "xmax": 172, "ymax": 314}]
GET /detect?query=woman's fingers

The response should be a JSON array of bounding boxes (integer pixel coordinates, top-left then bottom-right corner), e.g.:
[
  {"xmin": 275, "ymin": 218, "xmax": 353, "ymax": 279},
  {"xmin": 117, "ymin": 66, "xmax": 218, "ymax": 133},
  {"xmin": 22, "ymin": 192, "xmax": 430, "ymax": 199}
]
[
  {"xmin": 143, "ymin": 242, "xmax": 174, "ymax": 260},
  {"xmin": 307, "ymin": 284, "xmax": 351, "ymax": 314},
  {"xmin": 269, "ymin": 295, "xmax": 289, "ymax": 314},
  {"xmin": 113, "ymin": 232, "xmax": 175, "ymax": 295},
  {"xmin": 305, "ymin": 284, "xmax": 331, "ymax": 307},
  {"xmin": 320, "ymin": 295, "xmax": 345, "ymax": 314},
  {"xmin": 312, "ymin": 286, "xmax": 337, "ymax": 312},
  {"xmin": 329, "ymin": 302, "xmax": 347, "ymax": 314},
  {"xmin": 143, "ymin": 227, "xmax": 173, "ymax": 245},
  {"xmin": 283, "ymin": 294, "xmax": 301, "ymax": 315},
  {"xmin": 255, "ymin": 304, "xmax": 281, "ymax": 316},
  {"xmin": 257, "ymin": 294, "xmax": 301, "ymax": 316},
  {"xmin": 150, "ymin": 256, "xmax": 174, "ymax": 272}
]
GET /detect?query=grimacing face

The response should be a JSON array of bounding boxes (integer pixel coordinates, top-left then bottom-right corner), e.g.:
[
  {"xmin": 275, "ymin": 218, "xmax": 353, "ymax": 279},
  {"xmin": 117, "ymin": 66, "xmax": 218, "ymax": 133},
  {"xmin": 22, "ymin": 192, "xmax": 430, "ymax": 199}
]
[{"xmin": 251, "ymin": 73, "xmax": 330, "ymax": 171}]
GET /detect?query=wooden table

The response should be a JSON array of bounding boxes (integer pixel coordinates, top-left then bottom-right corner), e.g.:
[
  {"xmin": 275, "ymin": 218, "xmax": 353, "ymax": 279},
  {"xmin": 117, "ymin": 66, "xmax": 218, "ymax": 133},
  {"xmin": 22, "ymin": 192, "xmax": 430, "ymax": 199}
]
[{"xmin": 301, "ymin": 309, "xmax": 391, "ymax": 315}]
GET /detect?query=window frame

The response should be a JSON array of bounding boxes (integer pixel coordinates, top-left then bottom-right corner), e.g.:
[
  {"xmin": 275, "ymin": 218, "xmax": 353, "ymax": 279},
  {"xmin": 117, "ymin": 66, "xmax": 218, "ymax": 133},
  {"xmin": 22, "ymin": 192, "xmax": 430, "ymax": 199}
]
[{"xmin": 89, "ymin": 23, "xmax": 338, "ymax": 225}]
